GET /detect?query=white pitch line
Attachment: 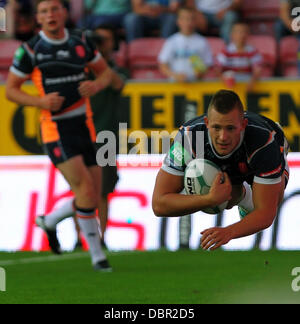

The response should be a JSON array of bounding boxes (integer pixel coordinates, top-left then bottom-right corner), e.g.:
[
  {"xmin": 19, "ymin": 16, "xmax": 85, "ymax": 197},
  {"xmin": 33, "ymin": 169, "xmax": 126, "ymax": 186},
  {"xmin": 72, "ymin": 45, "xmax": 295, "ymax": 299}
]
[
  {"xmin": 0, "ymin": 250, "xmax": 146, "ymax": 267},
  {"xmin": 0, "ymin": 252, "xmax": 89, "ymax": 266}
]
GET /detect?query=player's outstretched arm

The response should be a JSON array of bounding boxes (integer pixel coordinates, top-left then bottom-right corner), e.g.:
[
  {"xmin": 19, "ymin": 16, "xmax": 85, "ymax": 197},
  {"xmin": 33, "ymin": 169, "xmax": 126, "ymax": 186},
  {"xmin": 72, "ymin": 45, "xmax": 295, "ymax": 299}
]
[
  {"xmin": 201, "ymin": 179, "xmax": 284, "ymax": 251},
  {"xmin": 227, "ymin": 180, "xmax": 283, "ymax": 238},
  {"xmin": 152, "ymin": 169, "xmax": 232, "ymax": 217}
]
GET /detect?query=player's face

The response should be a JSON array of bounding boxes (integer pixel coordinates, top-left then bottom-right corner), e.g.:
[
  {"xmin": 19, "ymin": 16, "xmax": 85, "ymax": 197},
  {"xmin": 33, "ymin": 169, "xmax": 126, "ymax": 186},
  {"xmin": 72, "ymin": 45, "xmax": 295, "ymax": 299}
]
[
  {"xmin": 205, "ymin": 107, "xmax": 248, "ymax": 156},
  {"xmin": 37, "ymin": 0, "xmax": 67, "ymax": 35}
]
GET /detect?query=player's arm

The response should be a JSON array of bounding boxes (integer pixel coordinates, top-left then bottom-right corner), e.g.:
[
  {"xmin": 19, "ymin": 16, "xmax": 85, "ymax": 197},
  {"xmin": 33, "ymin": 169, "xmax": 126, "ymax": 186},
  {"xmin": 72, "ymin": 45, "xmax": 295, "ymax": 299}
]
[
  {"xmin": 228, "ymin": 181, "xmax": 282, "ymax": 237},
  {"xmin": 159, "ymin": 63, "xmax": 175, "ymax": 79},
  {"xmin": 79, "ymin": 58, "xmax": 113, "ymax": 98},
  {"xmin": 6, "ymin": 72, "xmax": 64, "ymax": 111},
  {"xmin": 152, "ymin": 169, "xmax": 232, "ymax": 217},
  {"xmin": 201, "ymin": 180, "xmax": 283, "ymax": 251},
  {"xmin": 111, "ymin": 70, "xmax": 125, "ymax": 91}
]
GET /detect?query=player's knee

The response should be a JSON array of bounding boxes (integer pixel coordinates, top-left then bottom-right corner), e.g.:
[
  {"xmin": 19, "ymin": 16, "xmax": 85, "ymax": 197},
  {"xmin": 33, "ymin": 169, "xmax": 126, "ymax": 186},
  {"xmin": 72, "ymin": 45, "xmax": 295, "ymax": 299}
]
[{"xmin": 75, "ymin": 181, "xmax": 98, "ymax": 207}]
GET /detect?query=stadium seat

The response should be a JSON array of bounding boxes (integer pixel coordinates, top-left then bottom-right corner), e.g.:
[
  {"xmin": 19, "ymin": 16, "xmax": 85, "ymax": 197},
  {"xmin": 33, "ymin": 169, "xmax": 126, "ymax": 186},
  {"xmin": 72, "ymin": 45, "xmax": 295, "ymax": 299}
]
[
  {"xmin": 247, "ymin": 35, "xmax": 277, "ymax": 77},
  {"xmin": 0, "ymin": 40, "xmax": 21, "ymax": 81},
  {"xmin": 242, "ymin": 0, "xmax": 279, "ymax": 37},
  {"xmin": 0, "ymin": 40, "xmax": 21, "ymax": 69},
  {"xmin": 242, "ymin": 0, "xmax": 280, "ymax": 21},
  {"xmin": 206, "ymin": 37, "xmax": 226, "ymax": 58},
  {"xmin": 131, "ymin": 69, "xmax": 166, "ymax": 80},
  {"xmin": 204, "ymin": 37, "xmax": 226, "ymax": 79},
  {"xmin": 113, "ymin": 41, "xmax": 128, "ymax": 69},
  {"xmin": 69, "ymin": 0, "xmax": 84, "ymax": 24},
  {"xmin": 279, "ymin": 36, "xmax": 299, "ymax": 77},
  {"xmin": 128, "ymin": 37, "xmax": 226, "ymax": 80},
  {"xmin": 0, "ymin": 71, "xmax": 9, "ymax": 82},
  {"xmin": 248, "ymin": 21, "xmax": 276, "ymax": 37},
  {"xmin": 128, "ymin": 38, "xmax": 166, "ymax": 80}
]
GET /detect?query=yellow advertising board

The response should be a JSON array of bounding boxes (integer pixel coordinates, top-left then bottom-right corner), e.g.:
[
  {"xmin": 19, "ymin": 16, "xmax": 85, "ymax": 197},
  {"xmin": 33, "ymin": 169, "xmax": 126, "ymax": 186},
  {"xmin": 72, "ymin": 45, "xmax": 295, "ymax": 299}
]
[
  {"xmin": 1, "ymin": 79, "xmax": 300, "ymax": 155},
  {"xmin": 0, "ymin": 84, "xmax": 41, "ymax": 155}
]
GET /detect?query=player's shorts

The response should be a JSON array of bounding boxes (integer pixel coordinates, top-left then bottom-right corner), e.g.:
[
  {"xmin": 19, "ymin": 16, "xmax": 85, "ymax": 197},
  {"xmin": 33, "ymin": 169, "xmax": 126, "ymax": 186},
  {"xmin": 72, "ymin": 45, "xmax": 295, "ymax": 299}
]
[{"xmin": 43, "ymin": 115, "xmax": 97, "ymax": 167}]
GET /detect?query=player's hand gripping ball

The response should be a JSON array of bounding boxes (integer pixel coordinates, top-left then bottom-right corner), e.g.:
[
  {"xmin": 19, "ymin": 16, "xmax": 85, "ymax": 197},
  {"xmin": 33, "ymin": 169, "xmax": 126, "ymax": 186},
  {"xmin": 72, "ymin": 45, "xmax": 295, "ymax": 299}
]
[{"xmin": 184, "ymin": 159, "xmax": 229, "ymax": 214}]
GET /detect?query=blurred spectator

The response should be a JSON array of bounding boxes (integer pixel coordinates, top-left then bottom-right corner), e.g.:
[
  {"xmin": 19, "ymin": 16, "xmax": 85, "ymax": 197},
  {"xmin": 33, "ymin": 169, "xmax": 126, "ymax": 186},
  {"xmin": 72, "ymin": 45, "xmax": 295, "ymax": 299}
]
[
  {"xmin": 275, "ymin": 0, "xmax": 300, "ymax": 42},
  {"xmin": 0, "ymin": 0, "xmax": 17, "ymax": 38},
  {"xmin": 0, "ymin": 1, "xmax": 6, "ymax": 35},
  {"xmin": 124, "ymin": 0, "xmax": 181, "ymax": 42},
  {"xmin": 0, "ymin": 0, "xmax": 35, "ymax": 40},
  {"xmin": 186, "ymin": 0, "xmax": 241, "ymax": 43},
  {"xmin": 78, "ymin": 0, "xmax": 131, "ymax": 29},
  {"xmin": 62, "ymin": 0, "xmax": 76, "ymax": 28},
  {"xmin": 158, "ymin": 7, "xmax": 213, "ymax": 82},
  {"xmin": 17, "ymin": 0, "xmax": 33, "ymax": 11},
  {"xmin": 216, "ymin": 22, "xmax": 263, "ymax": 93},
  {"xmin": 74, "ymin": 25, "xmax": 129, "ymax": 248},
  {"xmin": 14, "ymin": 1, "xmax": 36, "ymax": 41},
  {"xmin": 15, "ymin": 12, "xmax": 36, "ymax": 41}
]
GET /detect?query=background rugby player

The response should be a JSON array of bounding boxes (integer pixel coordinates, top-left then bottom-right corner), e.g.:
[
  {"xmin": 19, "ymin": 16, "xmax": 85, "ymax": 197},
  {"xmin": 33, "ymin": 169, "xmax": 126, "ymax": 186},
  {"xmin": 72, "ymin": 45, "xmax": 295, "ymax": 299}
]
[{"xmin": 6, "ymin": 0, "xmax": 113, "ymax": 271}]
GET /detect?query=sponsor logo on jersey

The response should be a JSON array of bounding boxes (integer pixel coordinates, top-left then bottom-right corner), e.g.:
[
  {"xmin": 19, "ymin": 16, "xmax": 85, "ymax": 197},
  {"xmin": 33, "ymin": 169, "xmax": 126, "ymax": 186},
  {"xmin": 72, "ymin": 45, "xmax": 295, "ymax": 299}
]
[
  {"xmin": 14, "ymin": 47, "xmax": 25, "ymax": 62},
  {"xmin": 56, "ymin": 50, "xmax": 71, "ymax": 60},
  {"xmin": 37, "ymin": 53, "xmax": 53, "ymax": 61},
  {"xmin": 170, "ymin": 142, "xmax": 191, "ymax": 167},
  {"xmin": 44, "ymin": 72, "xmax": 86, "ymax": 86}
]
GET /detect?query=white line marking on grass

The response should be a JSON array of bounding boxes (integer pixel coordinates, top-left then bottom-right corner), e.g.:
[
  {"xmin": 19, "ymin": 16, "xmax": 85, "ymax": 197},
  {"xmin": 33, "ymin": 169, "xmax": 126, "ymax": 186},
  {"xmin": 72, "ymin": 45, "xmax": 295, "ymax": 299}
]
[
  {"xmin": 0, "ymin": 250, "xmax": 147, "ymax": 267},
  {"xmin": 0, "ymin": 252, "xmax": 89, "ymax": 266}
]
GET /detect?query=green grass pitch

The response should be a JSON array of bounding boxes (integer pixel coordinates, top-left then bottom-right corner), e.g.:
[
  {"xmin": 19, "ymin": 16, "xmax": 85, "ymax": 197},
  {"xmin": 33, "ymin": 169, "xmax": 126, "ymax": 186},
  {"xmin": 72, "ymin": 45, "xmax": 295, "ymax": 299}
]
[{"xmin": 0, "ymin": 249, "xmax": 299, "ymax": 304}]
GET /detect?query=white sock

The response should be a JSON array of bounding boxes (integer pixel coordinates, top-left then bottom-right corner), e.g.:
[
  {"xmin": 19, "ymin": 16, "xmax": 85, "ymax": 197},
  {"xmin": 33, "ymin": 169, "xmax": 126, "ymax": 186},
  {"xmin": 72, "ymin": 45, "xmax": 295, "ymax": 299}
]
[
  {"xmin": 238, "ymin": 182, "xmax": 254, "ymax": 213},
  {"xmin": 45, "ymin": 198, "xmax": 75, "ymax": 230},
  {"xmin": 76, "ymin": 209, "xmax": 106, "ymax": 265}
]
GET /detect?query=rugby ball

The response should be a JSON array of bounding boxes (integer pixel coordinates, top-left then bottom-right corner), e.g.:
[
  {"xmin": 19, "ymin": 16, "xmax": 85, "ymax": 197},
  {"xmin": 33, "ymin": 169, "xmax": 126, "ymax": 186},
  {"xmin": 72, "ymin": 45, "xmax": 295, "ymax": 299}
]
[{"xmin": 184, "ymin": 159, "xmax": 228, "ymax": 214}]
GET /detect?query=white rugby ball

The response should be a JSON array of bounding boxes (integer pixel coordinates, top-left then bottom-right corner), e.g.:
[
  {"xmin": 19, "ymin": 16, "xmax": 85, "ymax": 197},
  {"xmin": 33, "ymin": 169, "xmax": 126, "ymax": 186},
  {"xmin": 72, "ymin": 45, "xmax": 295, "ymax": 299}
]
[{"xmin": 184, "ymin": 159, "xmax": 228, "ymax": 214}]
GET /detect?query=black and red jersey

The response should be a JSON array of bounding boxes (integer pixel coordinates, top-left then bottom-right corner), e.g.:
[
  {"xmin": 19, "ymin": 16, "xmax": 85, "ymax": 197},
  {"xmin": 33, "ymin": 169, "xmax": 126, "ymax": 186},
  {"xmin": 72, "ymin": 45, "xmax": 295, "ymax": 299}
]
[
  {"xmin": 163, "ymin": 112, "xmax": 289, "ymax": 186},
  {"xmin": 10, "ymin": 28, "xmax": 101, "ymax": 143},
  {"xmin": 10, "ymin": 28, "xmax": 100, "ymax": 117}
]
